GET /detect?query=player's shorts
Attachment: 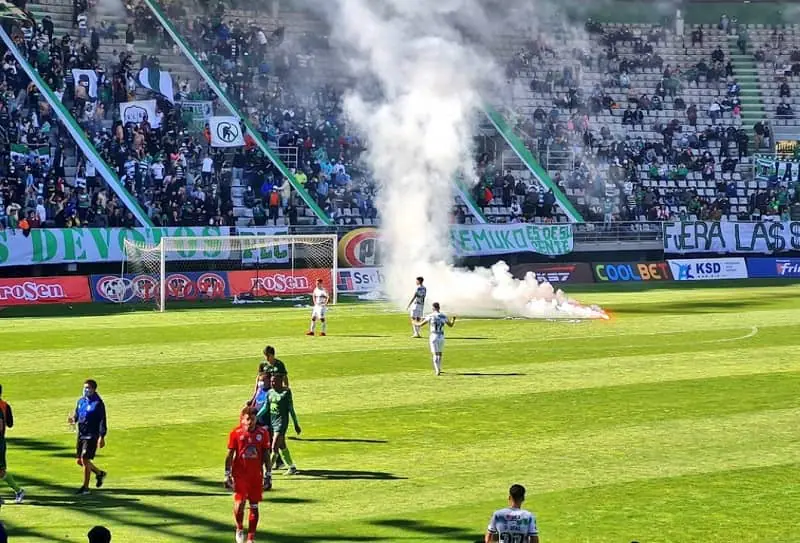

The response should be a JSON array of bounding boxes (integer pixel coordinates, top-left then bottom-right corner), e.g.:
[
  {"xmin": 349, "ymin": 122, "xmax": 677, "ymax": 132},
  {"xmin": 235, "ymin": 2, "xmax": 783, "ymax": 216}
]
[
  {"xmin": 0, "ymin": 438, "xmax": 7, "ymax": 470},
  {"xmin": 410, "ymin": 304, "xmax": 424, "ymax": 320},
  {"xmin": 233, "ymin": 475, "xmax": 263, "ymax": 504},
  {"xmin": 76, "ymin": 437, "xmax": 98, "ymax": 460},
  {"xmin": 429, "ymin": 335, "xmax": 444, "ymax": 353},
  {"xmin": 271, "ymin": 424, "xmax": 288, "ymax": 436},
  {"xmin": 312, "ymin": 305, "xmax": 327, "ymax": 319}
]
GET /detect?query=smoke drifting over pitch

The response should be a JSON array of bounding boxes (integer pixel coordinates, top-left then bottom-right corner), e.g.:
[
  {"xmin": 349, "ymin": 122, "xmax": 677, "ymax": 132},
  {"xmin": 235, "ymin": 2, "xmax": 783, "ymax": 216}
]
[{"xmin": 329, "ymin": 0, "xmax": 607, "ymax": 319}]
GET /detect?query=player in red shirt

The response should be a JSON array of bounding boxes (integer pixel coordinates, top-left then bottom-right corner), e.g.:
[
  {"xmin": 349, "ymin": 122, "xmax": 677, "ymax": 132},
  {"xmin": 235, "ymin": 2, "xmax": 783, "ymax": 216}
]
[{"xmin": 225, "ymin": 407, "xmax": 271, "ymax": 543}]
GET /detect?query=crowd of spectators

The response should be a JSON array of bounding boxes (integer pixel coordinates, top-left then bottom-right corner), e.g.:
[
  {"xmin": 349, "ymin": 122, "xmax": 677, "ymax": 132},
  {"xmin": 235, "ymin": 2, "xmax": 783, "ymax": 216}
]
[
  {"xmin": 497, "ymin": 17, "xmax": 800, "ymax": 224},
  {"xmin": 160, "ymin": 0, "xmax": 378, "ymax": 225}
]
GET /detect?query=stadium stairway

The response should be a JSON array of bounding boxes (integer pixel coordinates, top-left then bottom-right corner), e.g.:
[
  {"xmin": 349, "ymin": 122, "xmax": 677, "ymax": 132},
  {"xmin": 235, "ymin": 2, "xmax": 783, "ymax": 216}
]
[{"xmin": 727, "ymin": 34, "xmax": 767, "ymax": 153}]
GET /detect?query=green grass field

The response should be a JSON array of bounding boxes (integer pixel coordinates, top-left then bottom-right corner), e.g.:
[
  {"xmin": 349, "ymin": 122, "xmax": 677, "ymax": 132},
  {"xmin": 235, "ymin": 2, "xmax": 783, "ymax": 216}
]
[{"xmin": 1, "ymin": 282, "xmax": 799, "ymax": 542}]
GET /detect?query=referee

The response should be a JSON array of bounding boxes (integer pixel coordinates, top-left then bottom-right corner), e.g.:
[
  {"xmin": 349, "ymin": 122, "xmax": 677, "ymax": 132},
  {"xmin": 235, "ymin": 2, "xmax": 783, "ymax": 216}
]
[{"xmin": 68, "ymin": 379, "xmax": 108, "ymax": 495}]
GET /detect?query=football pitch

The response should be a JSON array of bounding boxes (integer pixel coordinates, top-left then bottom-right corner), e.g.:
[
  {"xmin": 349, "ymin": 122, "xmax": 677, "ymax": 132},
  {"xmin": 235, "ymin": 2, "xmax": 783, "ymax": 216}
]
[{"xmin": 1, "ymin": 282, "xmax": 799, "ymax": 542}]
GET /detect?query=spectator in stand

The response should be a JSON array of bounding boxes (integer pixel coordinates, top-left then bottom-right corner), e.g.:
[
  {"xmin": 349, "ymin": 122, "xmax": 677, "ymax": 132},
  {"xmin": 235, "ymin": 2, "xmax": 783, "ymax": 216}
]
[{"xmin": 125, "ymin": 25, "xmax": 136, "ymax": 53}]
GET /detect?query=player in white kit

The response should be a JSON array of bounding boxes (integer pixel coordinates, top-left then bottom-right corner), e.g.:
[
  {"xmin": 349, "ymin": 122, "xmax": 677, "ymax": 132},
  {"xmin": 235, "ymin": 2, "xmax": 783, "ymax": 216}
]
[
  {"xmin": 406, "ymin": 276, "xmax": 427, "ymax": 338},
  {"xmin": 414, "ymin": 302, "xmax": 455, "ymax": 376},
  {"xmin": 307, "ymin": 279, "xmax": 329, "ymax": 336},
  {"xmin": 485, "ymin": 484, "xmax": 539, "ymax": 543}
]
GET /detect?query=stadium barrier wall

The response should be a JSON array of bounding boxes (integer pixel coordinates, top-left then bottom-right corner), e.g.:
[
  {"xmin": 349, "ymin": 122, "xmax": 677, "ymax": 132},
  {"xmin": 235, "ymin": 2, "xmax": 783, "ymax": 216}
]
[
  {"xmin": 746, "ymin": 257, "xmax": 800, "ymax": 278},
  {"xmin": 666, "ymin": 258, "xmax": 749, "ymax": 281},
  {"xmin": 592, "ymin": 262, "xmax": 673, "ymax": 282},
  {"xmin": 0, "ymin": 276, "xmax": 92, "ymax": 306},
  {"xmin": 509, "ymin": 262, "xmax": 594, "ymax": 284}
]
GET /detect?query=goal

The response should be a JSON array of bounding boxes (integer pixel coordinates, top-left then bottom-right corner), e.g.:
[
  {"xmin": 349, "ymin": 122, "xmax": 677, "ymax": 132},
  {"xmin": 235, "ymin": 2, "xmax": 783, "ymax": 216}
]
[{"xmin": 122, "ymin": 235, "xmax": 338, "ymax": 312}]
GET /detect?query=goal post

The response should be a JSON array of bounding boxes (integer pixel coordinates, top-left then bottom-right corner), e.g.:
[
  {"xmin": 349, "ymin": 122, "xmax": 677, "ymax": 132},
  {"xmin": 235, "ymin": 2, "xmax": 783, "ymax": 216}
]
[{"xmin": 122, "ymin": 234, "xmax": 339, "ymax": 312}]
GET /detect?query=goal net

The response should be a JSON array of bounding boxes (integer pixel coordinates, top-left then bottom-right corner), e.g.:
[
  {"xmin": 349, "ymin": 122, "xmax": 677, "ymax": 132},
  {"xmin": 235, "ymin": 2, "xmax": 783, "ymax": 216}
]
[{"xmin": 121, "ymin": 235, "xmax": 338, "ymax": 312}]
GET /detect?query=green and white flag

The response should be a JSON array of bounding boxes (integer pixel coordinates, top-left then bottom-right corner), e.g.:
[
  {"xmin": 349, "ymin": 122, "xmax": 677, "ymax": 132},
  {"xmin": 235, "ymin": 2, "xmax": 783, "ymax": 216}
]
[
  {"xmin": 37, "ymin": 146, "xmax": 51, "ymax": 167},
  {"xmin": 138, "ymin": 67, "xmax": 175, "ymax": 104},
  {"xmin": 0, "ymin": 0, "xmax": 30, "ymax": 22},
  {"xmin": 10, "ymin": 143, "xmax": 27, "ymax": 162}
]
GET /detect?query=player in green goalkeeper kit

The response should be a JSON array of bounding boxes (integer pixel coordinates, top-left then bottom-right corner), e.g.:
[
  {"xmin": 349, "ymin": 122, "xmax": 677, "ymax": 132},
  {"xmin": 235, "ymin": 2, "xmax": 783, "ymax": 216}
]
[{"xmin": 257, "ymin": 374, "xmax": 301, "ymax": 490}]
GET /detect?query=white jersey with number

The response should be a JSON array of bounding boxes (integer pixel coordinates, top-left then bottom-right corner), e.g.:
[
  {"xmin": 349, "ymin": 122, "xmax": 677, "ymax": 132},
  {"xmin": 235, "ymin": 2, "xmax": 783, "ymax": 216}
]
[
  {"xmin": 409, "ymin": 285, "xmax": 427, "ymax": 319},
  {"xmin": 487, "ymin": 507, "xmax": 538, "ymax": 542},
  {"xmin": 312, "ymin": 287, "xmax": 328, "ymax": 319},
  {"xmin": 424, "ymin": 311, "xmax": 448, "ymax": 353}
]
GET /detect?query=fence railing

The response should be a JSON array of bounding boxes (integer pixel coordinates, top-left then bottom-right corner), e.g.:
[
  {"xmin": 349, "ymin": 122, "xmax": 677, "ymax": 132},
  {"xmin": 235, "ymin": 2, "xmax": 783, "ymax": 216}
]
[{"xmin": 573, "ymin": 222, "xmax": 664, "ymax": 243}]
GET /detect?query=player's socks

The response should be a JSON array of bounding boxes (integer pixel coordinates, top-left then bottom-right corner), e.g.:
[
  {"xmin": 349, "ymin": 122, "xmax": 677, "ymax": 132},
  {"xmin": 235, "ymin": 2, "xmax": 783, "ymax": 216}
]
[
  {"xmin": 1, "ymin": 473, "xmax": 21, "ymax": 493},
  {"xmin": 234, "ymin": 506, "xmax": 245, "ymax": 530},
  {"xmin": 321, "ymin": 321, "xmax": 327, "ymax": 334},
  {"xmin": 247, "ymin": 507, "xmax": 259, "ymax": 540},
  {"xmin": 412, "ymin": 324, "xmax": 420, "ymax": 337},
  {"xmin": 280, "ymin": 448, "xmax": 295, "ymax": 468},
  {"xmin": 310, "ymin": 320, "xmax": 317, "ymax": 334}
]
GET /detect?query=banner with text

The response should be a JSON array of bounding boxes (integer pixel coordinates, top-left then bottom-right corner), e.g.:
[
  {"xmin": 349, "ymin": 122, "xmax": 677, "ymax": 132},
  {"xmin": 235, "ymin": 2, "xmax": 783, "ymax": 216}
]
[
  {"xmin": 336, "ymin": 268, "xmax": 384, "ymax": 293},
  {"xmin": 667, "ymin": 258, "xmax": 748, "ymax": 281},
  {"xmin": 180, "ymin": 100, "xmax": 213, "ymax": 131},
  {"xmin": 90, "ymin": 272, "xmax": 229, "ymax": 303},
  {"xmin": 237, "ymin": 227, "xmax": 290, "ymax": 264},
  {"xmin": 228, "ymin": 269, "xmax": 333, "ymax": 297},
  {"xmin": 594, "ymin": 262, "xmax": 673, "ymax": 282},
  {"xmin": 0, "ymin": 276, "xmax": 92, "ymax": 306},
  {"xmin": 451, "ymin": 223, "xmax": 573, "ymax": 257},
  {"xmin": 510, "ymin": 262, "xmax": 594, "ymax": 284},
  {"xmin": 664, "ymin": 221, "xmax": 800, "ymax": 254},
  {"xmin": 747, "ymin": 257, "xmax": 800, "ymax": 278},
  {"xmin": 0, "ymin": 227, "xmax": 233, "ymax": 267}
]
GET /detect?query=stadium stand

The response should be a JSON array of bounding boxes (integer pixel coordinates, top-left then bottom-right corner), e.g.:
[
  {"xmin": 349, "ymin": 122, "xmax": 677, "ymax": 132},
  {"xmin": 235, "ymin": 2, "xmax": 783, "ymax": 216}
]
[{"xmin": 5, "ymin": 3, "xmax": 800, "ymax": 230}]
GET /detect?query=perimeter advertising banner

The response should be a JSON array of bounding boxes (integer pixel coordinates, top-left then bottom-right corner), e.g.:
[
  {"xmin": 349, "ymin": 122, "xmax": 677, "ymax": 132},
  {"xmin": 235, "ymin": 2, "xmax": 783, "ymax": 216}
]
[
  {"xmin": 509, "ymin": 263, "xmax": 594, "ymax": 284},
  {"xmin": 0, "ymin": 276, "xmax": 92, "ymax": 306},
  {"xmin": 747, "ymin": 257, "xmax": 800, "ymax": 278},
  {"xmin": 227, "ymin": 269, "xmax": 332, "ymax": 297},
  {"xmin": 593, "ymin": 262, "xmax": 673, "ymax": 282},
  {"xmin": 90, "ymin": 272, "xmax": 229, "ymax": 303},
  {"xmin": 664, "ymin": 221, "xmax": 800, "ymax": 254},
  {"xmin": 0, "ymin": 227, "xmax": 233, "ymax": 267},
  {"xmin": 336, "ymin": 268, "xmax": 384, "ymax": 293},
  {"xmin": 667, "ymin": 258, "xmax": 748, "ymax": 281}
]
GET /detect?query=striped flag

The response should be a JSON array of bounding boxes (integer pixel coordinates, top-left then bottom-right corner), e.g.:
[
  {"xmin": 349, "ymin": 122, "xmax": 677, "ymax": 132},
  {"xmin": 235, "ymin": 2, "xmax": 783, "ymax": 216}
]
[
  {"xmin": 137, "ymin": 67, "xmax": 174, "ymax": 103},
  {"xmin": 0, "ymin": 0, "xmax": 30, "ymax": 22},
  {"xmin": 10, "ymin": 143, "xmax": 27, "ymax": 162}
]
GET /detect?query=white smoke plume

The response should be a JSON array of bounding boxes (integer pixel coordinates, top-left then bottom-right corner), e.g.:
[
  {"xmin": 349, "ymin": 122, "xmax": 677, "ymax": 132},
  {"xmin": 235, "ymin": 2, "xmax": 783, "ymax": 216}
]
[{"xmin": 330, "ymin": 0, "xmax": 607, "ymax": 319}]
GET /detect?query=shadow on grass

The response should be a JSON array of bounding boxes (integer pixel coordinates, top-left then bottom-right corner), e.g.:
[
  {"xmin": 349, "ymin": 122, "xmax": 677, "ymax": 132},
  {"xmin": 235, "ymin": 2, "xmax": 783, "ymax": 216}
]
[
  {"xmin": 7, "ymin": 436, "xmax": 75, "ymax": 458},
  {"xmin": 448, "ymin": 336, "xmax": 491, "ymax": 341},
  {"xmin": 296, "ymin": 469, "xmax": 406, "ymax": 481},
  {"xmin": 451, "ymin": 372, "xmax": 526, "ymax": 377},
  {"xmin": 333, "ymin": 334, "xmax": 392, "ymax": 338},
  {"xmin": 288, "ymin": 437, "xmax": 388, "ymax": 444},
  {"xmin": 13, "ymin": 474, "xmax": 379, "ymax": 542},
  {"xmin": 369, "ymin": 519, "xmax": 483, "ymax": 541}
]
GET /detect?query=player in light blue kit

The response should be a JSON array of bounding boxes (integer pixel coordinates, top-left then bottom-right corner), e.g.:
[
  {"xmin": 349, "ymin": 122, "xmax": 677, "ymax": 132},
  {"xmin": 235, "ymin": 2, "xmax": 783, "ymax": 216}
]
[
  {"xmin": 414, "ymin": 302, "xmax": 455, "ymax": 376},
  {"xmin": 485, "ymin": 484, "xmax": 539, "ymax": 543},
  {"xmin": 406, "ymin": 276, "xmax": 427, "ymax": 338}
]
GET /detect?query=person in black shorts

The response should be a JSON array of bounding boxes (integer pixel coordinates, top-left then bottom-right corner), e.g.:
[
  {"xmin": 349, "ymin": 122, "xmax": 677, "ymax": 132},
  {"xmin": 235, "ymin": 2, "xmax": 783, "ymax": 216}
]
[{"xmin": 68, "ymin": 379, "xmax": 108, "ymax": 495}]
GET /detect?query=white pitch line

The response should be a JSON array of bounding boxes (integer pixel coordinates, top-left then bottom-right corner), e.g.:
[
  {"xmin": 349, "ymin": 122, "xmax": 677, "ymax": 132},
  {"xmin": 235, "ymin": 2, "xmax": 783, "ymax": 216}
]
[{"xmin": 701, "ymin": 326, "xmax": 759, "ymax": 344}]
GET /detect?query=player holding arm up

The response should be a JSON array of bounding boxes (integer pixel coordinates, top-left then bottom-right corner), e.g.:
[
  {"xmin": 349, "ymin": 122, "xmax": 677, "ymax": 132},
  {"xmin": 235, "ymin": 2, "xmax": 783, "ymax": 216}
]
[
  {"xmin": 485, "ymin": 484, "xmax": 539, "ymax": 543},
  {"xmin": 406, "ymin": 276, "xmax": 426, "ymax": 338},
  {"xmin": 225, "ymin": 407, "xmax": 271, "ymax": 543},
  {"xmin": 307, "ymin": 279, "xmax": 329, "ymax": 337},
  {"xmin": 414, "ymin": 302, "xmax": 455, "ymax": 376}
]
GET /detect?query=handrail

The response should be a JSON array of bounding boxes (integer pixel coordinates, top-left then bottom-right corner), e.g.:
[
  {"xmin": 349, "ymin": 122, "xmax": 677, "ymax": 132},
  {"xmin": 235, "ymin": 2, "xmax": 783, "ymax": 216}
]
[
  {"xmin": 140, "ymin": 0, "xmax": 333, "ymax": 225},
  {"xmin": 0, "ymin": 23, "xmax": 154, "ymax": 226},
  {"xmin": 483, "ymin": 104, "xmax": 585, "ymax": 223}
]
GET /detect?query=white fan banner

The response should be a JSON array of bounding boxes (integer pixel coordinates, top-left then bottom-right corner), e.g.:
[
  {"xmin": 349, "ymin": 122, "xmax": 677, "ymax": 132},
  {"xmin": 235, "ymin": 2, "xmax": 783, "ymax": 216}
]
[
  {"xmin": 209, "ymin": 116, "xmax": 245, "ymax": 147},
  {"xmin": 119, "ymin": 100, "xmax": 161, "ymax": 128}
]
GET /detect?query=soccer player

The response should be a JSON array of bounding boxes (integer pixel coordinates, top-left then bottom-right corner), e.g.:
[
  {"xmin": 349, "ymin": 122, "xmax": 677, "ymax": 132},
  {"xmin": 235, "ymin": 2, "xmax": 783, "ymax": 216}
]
[
  {"xmin": 306, "ymin": 278, "xmax": 329, "ymax": 336},
  {"xmin": 257, "ymin": 374, "xmax": 301, "ymax": 485},
  {"xmin": 225, "ymin": 407, "xmax": 270, "ymax": 543},
  {"xmin": 0, "ymin": 385, "xmax": 24, "ymax": 504},
  {"xmin": 485, "ymin": 484, "xmax": 539, "ymax": 543},
  {"xmin": 414, "ymin": 302, "xmax": 455, "ymax": 376},
  {"xmin": 406, "ymin": 276, "xmax": 427, "ymax": 338},
  {"xmin": 258, "ymin": 345, "xmax": 289, "ymax": 389},
  {"xmin": 68, "ymin": 379, "xmax": 108, "ymax": 495}
]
